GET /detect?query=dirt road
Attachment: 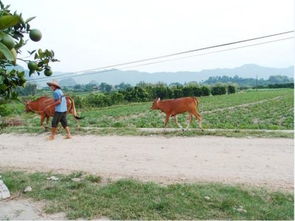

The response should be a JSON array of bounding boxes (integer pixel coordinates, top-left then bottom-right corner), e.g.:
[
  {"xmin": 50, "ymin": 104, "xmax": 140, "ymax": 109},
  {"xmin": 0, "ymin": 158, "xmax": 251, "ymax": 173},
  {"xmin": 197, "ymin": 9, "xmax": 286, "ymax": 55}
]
[{"xmin": 0, "ymin": 134, "xmax": 293, "ymax": 191}]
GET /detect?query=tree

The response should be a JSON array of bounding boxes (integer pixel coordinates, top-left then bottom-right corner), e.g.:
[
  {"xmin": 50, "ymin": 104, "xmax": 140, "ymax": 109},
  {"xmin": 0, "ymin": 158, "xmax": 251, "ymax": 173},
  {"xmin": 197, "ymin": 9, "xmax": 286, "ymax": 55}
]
[
  {"xmin": 0, "ymin": 1, "xmax": 58, "ymax": 100},
  {"xmin": 200, "ymin": 86, "xmax": 210, "ymax": 96},
  {"xmin": 227, "ymin": 85, "xmax": 236, "ymax": 94},
  {"xmin": 123, "ymin": 86, "xmax": 149, "ymax": 102},
  {"xmin": 99, "ymin": 82, "xmax": 112, "ymax": 92},
  {"xmin": 115, "ymin": 82, "xmax": 131, "ymax": 90},
  {"xmin": 16, "ymin": 82, "xmax": 37, "ymax": 96},
  {"xmin": 211, "ymin": 84, "xmax": 227, "ymax": 96}
]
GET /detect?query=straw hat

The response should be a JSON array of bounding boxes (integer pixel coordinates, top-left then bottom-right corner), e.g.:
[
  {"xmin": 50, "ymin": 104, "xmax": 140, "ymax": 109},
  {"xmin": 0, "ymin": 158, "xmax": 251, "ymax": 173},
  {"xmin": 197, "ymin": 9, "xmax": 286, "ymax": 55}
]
[{"xmin": 47, "ymin": 80, "xmax": 61, "ymax": 89}]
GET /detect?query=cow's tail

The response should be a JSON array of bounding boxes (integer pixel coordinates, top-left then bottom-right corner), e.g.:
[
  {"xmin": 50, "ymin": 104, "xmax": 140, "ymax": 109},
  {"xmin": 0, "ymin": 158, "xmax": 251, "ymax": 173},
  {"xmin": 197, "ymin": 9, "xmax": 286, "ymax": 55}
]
[
  {"xmin": 68, "ymin": 97, "xmax": 83, "ymax": 120},
  {"xmin": 193, "ymin": 97, "xmax": 200, "ymax": 111}
]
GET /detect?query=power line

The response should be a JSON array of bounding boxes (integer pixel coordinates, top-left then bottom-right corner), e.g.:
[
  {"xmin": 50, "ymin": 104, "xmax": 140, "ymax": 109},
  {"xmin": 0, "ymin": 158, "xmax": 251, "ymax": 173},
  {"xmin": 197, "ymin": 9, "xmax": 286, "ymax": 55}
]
[
  {"xmin": 118, "ymin": 36, "xmax": 294, "ymax": 71},
  {"xmin": 29, "ymin": 35, "xmax": 294, "ymax": 82},
  {"xmin": 28, "ymin": 30, "xmax": 294, "ymax": 82},
  {"xmin": 31, "ymin": 36, "xmax": 295, "ymax": 82},
  {"xmin": 67, "ymin": 30, "xmax": 295, "ymax": 73}
]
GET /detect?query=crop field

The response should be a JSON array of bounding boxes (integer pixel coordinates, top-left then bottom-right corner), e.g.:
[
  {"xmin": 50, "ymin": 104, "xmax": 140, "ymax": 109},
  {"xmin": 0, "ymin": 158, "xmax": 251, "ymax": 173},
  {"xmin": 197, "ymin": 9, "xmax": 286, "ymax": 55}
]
[{"xmin": 1, "ymin": 88, "xmax": 293, "ymax": 136}]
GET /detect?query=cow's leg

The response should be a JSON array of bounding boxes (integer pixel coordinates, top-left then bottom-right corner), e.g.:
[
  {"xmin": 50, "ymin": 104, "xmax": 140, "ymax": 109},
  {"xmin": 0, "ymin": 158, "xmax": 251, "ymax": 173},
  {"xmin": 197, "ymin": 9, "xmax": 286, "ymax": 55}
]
[
  {"xmin": 191, "ymin": 110, "xmax": 203, "ymax": 131},
  {"xmin": 174, "ymin": 115, "xmax": 183, "ymax": 130},
  {"xmin": 45, "ymin": 116, "xmax": 50, "ymax": 129},
  {"xmin": 186, "ymin": 114, "xmax": 193, "ymax": 129},
  {"xmin": 164, "ymin": 114, "xmax": 171, "ymax": 128},
  {"xmin": 40, "ymin": 114, "xmax": 46, "ymax": 130}
]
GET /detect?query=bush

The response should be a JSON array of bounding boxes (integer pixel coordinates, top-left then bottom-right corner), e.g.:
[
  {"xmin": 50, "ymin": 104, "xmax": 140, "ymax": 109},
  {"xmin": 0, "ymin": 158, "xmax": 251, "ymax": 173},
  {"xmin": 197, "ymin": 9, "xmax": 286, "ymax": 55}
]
[
  {"xmin": 172, "ymin": 88, "xmax": 183, "ymax": 98},
  {"xmin": 182, "ymin": 86, "xmax": 194, "ymax": 97},
  {"xmin": 0, "ymin": 104, "xmax": 10, "ymax": 116},
  {"xmin": 123, "ymin": 87, "xmax": 149, "ymax": 102},
  {"xmin": 200, "ymin": 86, "xmax": 210, "ymax": 96},
  {"xmin": 192, "ymin": 87, "xmax": 202, "ymax": 97},
  {"xmin": 211, "ymin": 85, "xmax": 227, "ymax": 95},
  {"xmin": 227, "ymin": 85, "xmax": 236, "ymax": 94},
  {"xmin": 68, "ymin": 95, "xmax": 84, "ymax": 108},
  {"xmin": 151, "ymin": 85, "xmax": 170, "ymax": 99},
  {"xmin": 85, "ymin": 93, "xmax": 111, "ymax": 107},
  {"xmin": 109, "ymin": 92, "xmax": 124, "ymax": 104}
]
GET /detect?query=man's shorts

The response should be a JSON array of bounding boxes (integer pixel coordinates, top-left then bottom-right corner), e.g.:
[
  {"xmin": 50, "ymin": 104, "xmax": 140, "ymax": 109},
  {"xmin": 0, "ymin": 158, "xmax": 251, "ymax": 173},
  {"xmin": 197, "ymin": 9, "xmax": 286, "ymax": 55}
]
[{"xmin": 52, "ymin": 112, "xmax": 68, "ymax": 128}]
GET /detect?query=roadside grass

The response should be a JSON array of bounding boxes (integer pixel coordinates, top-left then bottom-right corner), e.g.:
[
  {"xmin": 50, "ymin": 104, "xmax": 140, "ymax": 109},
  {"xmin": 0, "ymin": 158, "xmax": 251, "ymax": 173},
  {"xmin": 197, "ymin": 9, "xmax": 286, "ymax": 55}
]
[
  {"xmin": 1, "ymin": 170, "xmax": 293, "ymax": 220},
  {"xmin": 1, "ymin": 126, "xmax": 293, "ymax": 138},
  {"xmin": 1, "ymin": 88, "xmax": 293, "ymax": 137}
]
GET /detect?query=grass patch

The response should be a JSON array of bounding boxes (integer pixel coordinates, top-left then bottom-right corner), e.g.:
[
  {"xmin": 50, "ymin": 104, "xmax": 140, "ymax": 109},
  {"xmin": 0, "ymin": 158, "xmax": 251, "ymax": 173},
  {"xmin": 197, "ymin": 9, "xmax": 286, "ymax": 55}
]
[
  {"xmin": 0, "ymin": 126, "xmax": 293, "ymax": 138},
  {"xmin": 1, "ymin": 170, "xmax": 293, "ymax": 220}
]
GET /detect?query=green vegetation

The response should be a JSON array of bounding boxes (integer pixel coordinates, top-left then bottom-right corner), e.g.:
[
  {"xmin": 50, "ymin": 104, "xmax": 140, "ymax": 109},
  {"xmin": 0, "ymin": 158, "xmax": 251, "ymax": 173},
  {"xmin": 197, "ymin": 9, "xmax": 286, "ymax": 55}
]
[
  {"xmin": 1, "ymin": 170, "xmax": 293, "ymax": 220},
  {"xmin": 0, "ymin": 1, "xmax": 57, "ymax": 100},
  {"xmin": 0, "ymin": 88, "xmax": 293, "ymax": 137},
  {"xmin": 203, "ymin": 75, "xmax": 293, "ymax": 87}
]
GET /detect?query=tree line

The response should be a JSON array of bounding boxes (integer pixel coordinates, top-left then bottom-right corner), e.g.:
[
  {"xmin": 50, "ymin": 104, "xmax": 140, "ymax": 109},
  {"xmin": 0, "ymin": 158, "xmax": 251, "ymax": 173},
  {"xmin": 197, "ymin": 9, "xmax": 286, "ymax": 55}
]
[
  {"xmin": 203, "ymin": 75, "xmax": 293, "ymax": 87},
  {"xmin": 65, "ymin": 83, "xmax": 236, "ymax": 108}
]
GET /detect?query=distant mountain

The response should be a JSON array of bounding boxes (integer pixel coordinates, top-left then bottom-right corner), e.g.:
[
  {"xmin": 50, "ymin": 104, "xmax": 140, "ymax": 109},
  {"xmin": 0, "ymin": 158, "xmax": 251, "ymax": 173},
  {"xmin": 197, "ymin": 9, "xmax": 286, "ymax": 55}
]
[
  {"xmin": 26, "ymin": 64, "xmax": 294, "ymax": 87},
  {"xmin": 59, "ymin": 78, "xmax": 77, "ymax": 87}
]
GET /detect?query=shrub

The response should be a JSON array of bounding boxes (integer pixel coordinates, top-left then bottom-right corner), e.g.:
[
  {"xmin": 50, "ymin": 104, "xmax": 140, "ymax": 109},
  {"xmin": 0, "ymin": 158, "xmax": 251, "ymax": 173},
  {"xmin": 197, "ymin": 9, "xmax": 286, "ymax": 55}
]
[
  {"xmin": 172, "ymin": 88, "xmax": 183, "ymax": 98},
  {"xmin": 0, "ymin": 104, "xmax": 10, "ymax": 116},
  {"xmin": 200, "ymin": 86, "xmax": 210, "ymax": 96},
  {"xmin": 151, "ymin": 86, "xmax": 170, "ymax": 99},
  {"xmin": 211, "ymin": 85, "xmax": 227, "ymax": 95},
  {"xmin": 69, "ymin": 95, "xmax": 84, "ymax": 108},
  {"xmin": 85, "ymin": 93, "xmax": 111, "ymax": 107},
  {"xmin": 228, "ymin": 85, "xmax": 236, "ymax": 94},
  {"xmin": 109, "ymin": 92, "xmax": 124, "ymax": 104},
  {"xmin": 123, "ymin": 87, "xmax": 149, "ymax": 102},
  {"xmin": 182, "ymin": 86, "xmax": 194, "ymax": 97}
]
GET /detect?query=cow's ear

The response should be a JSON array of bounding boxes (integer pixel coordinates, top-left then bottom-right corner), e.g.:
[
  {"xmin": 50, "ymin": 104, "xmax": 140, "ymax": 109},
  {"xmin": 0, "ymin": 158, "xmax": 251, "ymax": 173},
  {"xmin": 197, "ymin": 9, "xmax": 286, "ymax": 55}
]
[{"xmin": 157, "ymin": 98, "xmax": 160, "ymax": 103}]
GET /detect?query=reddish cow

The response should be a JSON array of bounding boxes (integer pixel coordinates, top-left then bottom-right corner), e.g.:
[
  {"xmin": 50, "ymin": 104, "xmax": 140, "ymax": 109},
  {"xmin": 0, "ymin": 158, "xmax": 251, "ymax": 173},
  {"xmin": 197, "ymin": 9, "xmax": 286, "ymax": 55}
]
[
  {"xmin": 25, "ymin": 96, "xmax": 82, "ymax": 129},
  {"xmin": 151, "ymin": 97, "xmax": 203, "ymax": 130}
]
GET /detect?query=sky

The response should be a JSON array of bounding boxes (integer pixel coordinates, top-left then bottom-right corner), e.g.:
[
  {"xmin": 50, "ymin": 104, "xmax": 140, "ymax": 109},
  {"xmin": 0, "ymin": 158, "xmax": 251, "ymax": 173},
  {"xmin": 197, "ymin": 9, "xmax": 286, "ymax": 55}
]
[{"xmin": 4, "ymin": 0, "xmax": 295, "ymax": 73}]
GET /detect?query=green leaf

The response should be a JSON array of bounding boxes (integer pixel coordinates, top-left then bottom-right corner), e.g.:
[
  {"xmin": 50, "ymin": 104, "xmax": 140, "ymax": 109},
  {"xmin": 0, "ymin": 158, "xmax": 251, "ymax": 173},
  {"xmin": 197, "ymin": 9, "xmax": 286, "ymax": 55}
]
[
  {"xmin": 0, "ymin": 15, "xmax": 21, "ymax": 30},
  {"xmin": 25, "ymin": 16, "xmax": 36, "ymax": 23},
  {"xmin": 0, "ymin": 42, "xmax": 14, "ymax": 61},
  {"xmin": 0, "ymin": 31, "xmax": 7, "ymax": 41}
]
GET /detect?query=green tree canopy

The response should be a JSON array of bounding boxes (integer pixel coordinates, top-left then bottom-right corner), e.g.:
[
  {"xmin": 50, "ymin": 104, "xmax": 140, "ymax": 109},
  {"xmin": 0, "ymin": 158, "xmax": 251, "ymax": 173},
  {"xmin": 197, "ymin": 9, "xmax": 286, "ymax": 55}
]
[{"xmin": 0, "ymin": 1, "xmax": 58, "ymax": 100}]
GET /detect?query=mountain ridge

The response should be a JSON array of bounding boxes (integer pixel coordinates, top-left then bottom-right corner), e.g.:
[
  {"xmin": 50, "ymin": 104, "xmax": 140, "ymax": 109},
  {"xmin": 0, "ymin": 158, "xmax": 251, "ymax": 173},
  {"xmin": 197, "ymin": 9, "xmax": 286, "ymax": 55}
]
[{"xmin": 26, "ymin": 64, "xmax": 294, "ymax": 86}]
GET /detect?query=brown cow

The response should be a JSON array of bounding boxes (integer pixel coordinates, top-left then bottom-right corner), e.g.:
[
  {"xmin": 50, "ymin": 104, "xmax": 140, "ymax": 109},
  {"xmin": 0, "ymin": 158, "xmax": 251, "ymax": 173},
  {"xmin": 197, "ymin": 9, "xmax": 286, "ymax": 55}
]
[
  {"xmin": 151, "ymin": 96, "xmax": 203, "ymax": 130},
  {"xmin": 25, "ymin": 96, "xmax": 82, "ymax": 129}
]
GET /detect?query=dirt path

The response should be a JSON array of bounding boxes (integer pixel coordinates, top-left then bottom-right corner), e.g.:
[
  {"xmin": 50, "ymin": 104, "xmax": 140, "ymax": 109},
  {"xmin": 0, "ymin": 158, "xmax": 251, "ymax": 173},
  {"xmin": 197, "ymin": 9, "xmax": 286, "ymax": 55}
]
[
  {"xmin": 0, "ymin": 199, "xmax": 66, "ymax": 220},
  {"xmin": 0, "ymin": 134, "xmax": 293, "ymax": 191}
]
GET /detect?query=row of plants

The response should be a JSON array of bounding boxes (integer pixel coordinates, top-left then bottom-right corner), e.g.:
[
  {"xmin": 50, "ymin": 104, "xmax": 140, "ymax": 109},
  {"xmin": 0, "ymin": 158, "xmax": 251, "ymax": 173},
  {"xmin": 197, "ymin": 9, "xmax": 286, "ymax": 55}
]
[{"xmin": 69, "ymin": 84, "xmax": 237, "ymax": 108}]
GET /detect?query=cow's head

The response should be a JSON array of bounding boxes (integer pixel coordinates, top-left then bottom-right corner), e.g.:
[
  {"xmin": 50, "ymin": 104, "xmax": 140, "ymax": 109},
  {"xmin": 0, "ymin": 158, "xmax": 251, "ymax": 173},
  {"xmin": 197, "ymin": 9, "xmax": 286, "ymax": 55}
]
[
  {"xmin": 25, "ymin": 101, "xmax": 32, "ymax": 112},
  {"xmin": 151, "ymin": 98, "xmax": 160, "ymax": 110}
]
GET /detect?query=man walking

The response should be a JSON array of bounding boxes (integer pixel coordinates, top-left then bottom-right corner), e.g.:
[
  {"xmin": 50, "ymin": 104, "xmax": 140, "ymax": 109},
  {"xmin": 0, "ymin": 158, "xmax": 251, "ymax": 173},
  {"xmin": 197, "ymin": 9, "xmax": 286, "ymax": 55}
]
[{"xmin": 47, "ymin": 81, "xmax": 72, "ymax": 140}]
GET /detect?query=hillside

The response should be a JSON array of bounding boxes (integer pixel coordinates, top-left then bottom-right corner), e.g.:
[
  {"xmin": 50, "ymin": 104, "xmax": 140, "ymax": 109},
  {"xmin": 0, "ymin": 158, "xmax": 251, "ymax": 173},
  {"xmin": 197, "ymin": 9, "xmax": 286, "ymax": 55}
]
[{"xmin": 26, "ymin": 64, "xmax": 294, "ymax": 86}]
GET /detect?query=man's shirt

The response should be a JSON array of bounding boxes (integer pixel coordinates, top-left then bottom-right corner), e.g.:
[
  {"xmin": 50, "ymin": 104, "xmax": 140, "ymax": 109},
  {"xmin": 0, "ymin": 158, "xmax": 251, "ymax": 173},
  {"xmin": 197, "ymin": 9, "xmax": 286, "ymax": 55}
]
[{"xmin": 53, "ymin": 89, "xmax": 67, "ymax": 112}]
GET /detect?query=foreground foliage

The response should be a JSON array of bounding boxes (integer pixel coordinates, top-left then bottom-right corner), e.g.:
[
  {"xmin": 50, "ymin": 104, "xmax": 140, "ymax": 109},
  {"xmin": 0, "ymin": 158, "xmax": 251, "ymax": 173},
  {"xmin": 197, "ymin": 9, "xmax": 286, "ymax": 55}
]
[
  {"xmin": 0, "ymin": 1, "xmax": 57, "ymax": 99},
  {"xmin": 1, "ymin": 170, "xmax": 293, "ymax": 220}
]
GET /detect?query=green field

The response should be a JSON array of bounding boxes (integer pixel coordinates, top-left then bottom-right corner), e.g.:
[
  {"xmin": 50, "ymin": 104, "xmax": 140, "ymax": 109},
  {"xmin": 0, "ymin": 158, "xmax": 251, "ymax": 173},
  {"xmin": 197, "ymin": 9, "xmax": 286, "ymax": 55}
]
[{"xmin": 1, "ymin": 88, "xmax": 293, "ymax": 136}]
